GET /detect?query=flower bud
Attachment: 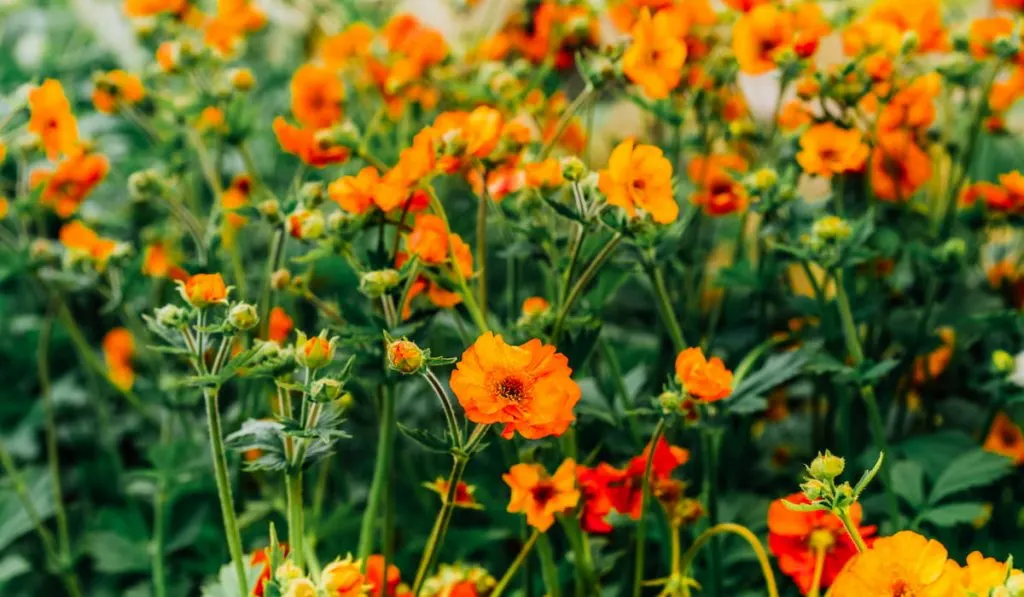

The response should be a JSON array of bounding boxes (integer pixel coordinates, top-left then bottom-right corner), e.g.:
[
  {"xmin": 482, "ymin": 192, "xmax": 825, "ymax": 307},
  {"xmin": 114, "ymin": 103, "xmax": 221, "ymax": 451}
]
[
  {"xmin": 227, "ymin": 303, "xmax": 259, "ymax": 331},
  {"xmin": 657, "ymin": 390, "xmax": 683, "ymax": 414},
  {"xmin": 951, "ymin": 33, "xmax": 969, "ymax": 54},
  {"xmin": 835, "ymin": 482, "xmax": 854, "ymax": 502},
  {"xmin": 127, "ymin": 168, "xmax": 164, "ymax": 201},
  {"xmin": 312, "ymin": 378, "xmax": 345, "ymax": 401},
  {"xmin": 30, "ymin": 238, "xmax": 59, "ymax": 263},
  {"xmin": 299, "ymin": 181, "xmax": 325, "ymax": 208},
  {"xmin": 560, "ymin": 156, "xmax": 586, "ymax": 182},
  {"xmin": 258, "ymin": 199, "xmax": 281, "ymax": 223},
  {"xmin": 321, "ymin": 557, "xmax": 366, "ymax": 596},
  {"xmin": 228, "ymin": 67, "xmax": 255, "ymax": 91},
  {"xmin": 752, "ymin": 168, "xmax": 778, "ymax": 190},
  {"xmin": 153, "ymin": 305, "xmax": 186, "ymax": 328},
  {"xmin": 178, "ymin": 273, "xmax": 230, "ymax": 308},
  {"xmin": 993, "ymin": 36, "xmax": 1019, "ymax": 61},
  {"xmin": 993, "ymin": 350, "xmax": 1015, "ymax": 375},
  {"xmin": 275, "ymin": 560, "xmax": 303, "ymax": 584},
  {"xmin": 271, "ymin": 268, "xmax": 292, "ymax": 290},
  {"xmin": 295, "ymin": 330, "xmax": 336, "ymax": 369},
  {"xmin": 812, "ymin": 215, "xmax": 851, "ymax": 242},
  {"xmin": 359, "ymin": 269, "xmax": 401, "ymax": 298},
  {"xmin": 387, "ymin": 338, "xmax": 425, "ymax": 375},
  {"xmin": 936, "ymin": 238, "xmax": 966, "ymax": 263},
  {"xmin": 337, "ymin": 392, "xmax": 354, "ymax": 410},
  {"xmin": 283, "ymin": 577, "xmax": 317, "ymax": 597},
  {"xmin": 809, "ymin": 450, "xmax": 845, "ymax": 480},
  {"xmin": 900, "ymin": 31, "xmax": 919, "ymax": 55},
  {"xmin": 800, "ymin": 479, "xmax": 827, "ymax": 501},
  {"xmin": 289, "ymin": 209, "xmax": 325, "ymax": 241}
]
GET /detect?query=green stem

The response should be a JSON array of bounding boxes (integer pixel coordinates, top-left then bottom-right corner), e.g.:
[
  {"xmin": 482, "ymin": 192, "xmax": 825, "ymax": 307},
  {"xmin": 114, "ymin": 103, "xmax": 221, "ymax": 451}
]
[
  {"xmin": 423, "ymin": 369, "xmax": 464, "ymax": 448},
  {"xmin": 38, "ymin": 316, "xmax": 70, "ymax": 558},
  {"xmin": 411, "ymin": 454, "xmax": 469, "ymax": 593},
  {"xmin": 551, "ymin": 234, "xmax": 623, "ymax": 344},
  {"xmin": 647, "ymin": 256, "xmax": 686, "ymax": 351},
  {"xmin": 152, "ymin": 413, "xmax": 170, "ymax": 597},
  {"xmin": 700, "ymin": 430, "xmax": 722, "ymax": 596},
  {"xmin": 424, "ymin": 185, "xmax": 488, "ymax": 334},
  {"xmin": 807, "ymin": 545, "xmax": 826, "ymax": 597},
  {"xmin": 836, "ymin": 508, "xmax": 868, "ymax": 553},
  {"xmin": 258, "ymin": 228, "xmax": 286, "ymax": 339},
  {"xmin": 203, "ymin": 388, "xmax": 248, "ymax": 597},
  {"xmin": 536, "ymin": 533, "xmax": 562, "ymax": 597},
  {"xmin": 539, "ymin": 85, "xmax": 594, "ymax": 159},
  {"xmin": 632, "ymin": 419, "xmax": 666, "ymax": 597},
  {"xmin": 679, "ymin": 523, "xmax": 778, "ymax": 597},
  {"xmin": 357, "ymin": 385, "xmax": 396, "ymax": 561},
  {"xmin": 490, "ymin": 530, "xmax": 542, "ymax": 597},
  {"xmin": 285, "ymin": 472, "xmax": 305, "ymax": 570},
  {"xmin": 477, "ymin": 192, "xmax": 488, "ymax": 322},
  {"xmin": 834, "ymin": 270, "xmax": 901, "ymax": 528}
]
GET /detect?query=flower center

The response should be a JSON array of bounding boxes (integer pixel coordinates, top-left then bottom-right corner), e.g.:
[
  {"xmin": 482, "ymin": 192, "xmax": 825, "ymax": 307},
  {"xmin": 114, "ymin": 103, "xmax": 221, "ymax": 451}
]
[
  {"xmin": 890, "ymin": 579, "xmax": 914, "ymax": 597},
  {"xmin": 808, "ymin": 528, "xmax": 835, "ymax": 550},
  {"xmin": 497, "ymin": 376, "xmax": 526, "ymax": 402},
  {"xmin": 531, "ymin": 481, "xmax": 555, "ymax": 505}
]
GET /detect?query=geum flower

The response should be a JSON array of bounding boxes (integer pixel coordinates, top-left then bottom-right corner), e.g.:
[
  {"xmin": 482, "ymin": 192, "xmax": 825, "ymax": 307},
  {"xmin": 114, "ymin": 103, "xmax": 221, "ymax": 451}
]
[
  {"xmin": 796, "ymin": 123, "xmax": 869, "ymax": 178},
  {"xmin": 623, "ymin": 8, "xmax": 687, "ymax": 100},
  {"xmin": 870, "ymin": 130, "xmax": 931, "ymax": 202},
  {"xmin": 28, "ymin": 79, "xmax": 79, "ymax": 160},
  {"xmin": 603, "ymin": 438, "xmax": 689, "ymax": 519},
  {"xmin": 675, "ymin": 347, "xmax": 733, "ymax": 401},
  {"xmin": 449, "ymin": 332, "xmax": 581, "ymax": 440},
  {"xmin": 829, "ymin": 530, "xmax": 961, "ymax": 597},
  {"xmin": 504, "ymin": 459, "xmax": 581, "ymax": 532},
  {"xmin": 31, "ymin": 149, "xmax": 109, "ymax": 218},
  {"xmin": 598, "ymin": 139, "xmax": 678, "ymax": 224},
  {"xmin": 768, "ymin": 493, "xmax": 875, "ymax": 594}
]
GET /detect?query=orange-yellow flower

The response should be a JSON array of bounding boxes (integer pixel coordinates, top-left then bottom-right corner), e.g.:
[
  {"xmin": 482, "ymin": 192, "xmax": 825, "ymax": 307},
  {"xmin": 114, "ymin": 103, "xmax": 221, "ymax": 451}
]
[
  {"xmin": 92, "ymin": 71, "xmax": 145, "ymax": 114},
  {"xmin": 959, "ymin": 551, "xmax": 1024, "ymax": 595},
  {"xmin": 463, "ymin": 106, "xmax": 503, "ymax": 159},
  {"xmin": 522, "ymin": 297, "xmax": 550, "ymax": 317},
  {"xmin": 155, "ymin": 42, "xmax": 179, "ymax": 72},
  {"xmin": 30, "ymin": 150, "xmax": 109, "ymax": 218},
  {"xmin": 329, "ymin": 167, "xmax": 406, "ymax": 215},
  {"xmin": 848, "ymin": 0, "xmax": 947, "ymax": 56},
  {"xmin": 675, "ymin": 347, "xmax": 733, "ymax": 402},
  {"xmin": 59, "ymin": 221, "xmax": 118, "ymax": 265},
  {"xmin": 268, "ymin": 307, "xmax": 293, "ymax": 344},
  {"xmin": 423, "ymin": 478, "xmax": 482, "ymax": 510},
  {"xmin": 829, "ymin": 531, "xmax": 961, "ymax": 596},
  {"xmin": 969, "ymin": 17, "xmax": 1014, "ymax": 59},
  {"xmin": 777, "ymin": 101, "xmax": 812, "ymax": 132},
  {"xmin": 623, "ymin": 9, "xmax": 687, "ymax": 100},
  {"xmin": 103, "ymin": 328, "xmax": 135, "ymax": 391},
  {"xmin": 878, "ymin": 74, "xmax": 941, "ymax": 134},
  {"xmin": 450, "ymin": 332, "xmax": 581, "ymax": 440},
  {"xmin": 0, "ymin": 197, "xmax": 8, "ymax": 220},
  {"xmin": 321, "ymin": 22, "xmax": 375, "ymax": 68},
  {"xmin": 290, "ymin": 64, "xmax": 344, "ymax": 130},
  {"xmin": 204, "ymin": 0, "xmax": 266, "ymax": 56},
  {"xmin": 984, "ymin": 412, "xmax": 1024, "ymax": 465},
  {"xmin": 997, "ymin": 171, "xmax": 1024, "ymax": 214},
  {"xmin": 197, "ymin": 107, "xmax": 227, "ymax": 133},
  {"xmin": 797, "ymin": 123, "xmax": 869, "ymax": 178},
  {"xmin": 123, "ymin": 0, "xmax": 187, "ymax": 17},
  {"xmin": 142, "ymin": 242, "xmax": 187, "ymax": 280},
  {"xmin": 912, "ymin": 327, "xmax": 955, "ymax": 385},
  {"xmin": 273, "ymin": 117, "xmax": 349, "ymax": 168},
  {"xmin": 28, "ymin": 80, "xmax": 79, "ymax": 160},
  {"xmin": 321, "ymin": 556, "xmax": 367, "ymax": 597},
  {"xmin": 405, "ymin": 214, "xmax": 472, "ymax": 277},
  {"xmin": 503, "ymin": 459, "xmax": 581, "ymax": 532},
  {"xmin": 732, "ymin": 5, "xmax": 793, "ymax": 75},
  {"xmin": 598, "ymin": 139, "xmax": 678, "ymax": 224},
  {"xmin": 179, "ymin": 273, "xmax": 229, "ymax": 308},
  {"xmin": 870, "ymin": 131, "xmax": 931, "ymax": 202},
  {"xmin": 523, "ymin": 159, "xmax": 564, "ymax": 189}
]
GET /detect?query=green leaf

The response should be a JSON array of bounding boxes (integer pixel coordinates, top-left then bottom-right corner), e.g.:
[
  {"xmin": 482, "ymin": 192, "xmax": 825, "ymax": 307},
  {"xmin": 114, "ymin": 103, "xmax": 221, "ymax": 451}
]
[
  {"xmin": 396, "ymin": 423, "xmax": 451, "ymax": 453},
  {"xmin": 0, "ymin": 468, "xmax": 55, "ymax": 553},
  {"xmin": 725, "ymin": 343, "xmax": 817, "ymax": 415},
  {"xmin": 928, "ymin": 449, "xmax": 1012, "ymax": 505},
  {"xmin": 891, "ymin": 460, "xmax": 925, "ymax": 510},
  {"xmin": 200, "ymin": 560, "xmax": 262, "ymax": 597},
  {"xmin": 540, "ymin": 193, "xmax": 584, "ymax": 224},
  {"xmin": 87, "ymin": 531, "xmax": 151, "ymax": 573},
  {"xmin": 917, "ymin": 502, "xmax": 987, "ymax": 528}
]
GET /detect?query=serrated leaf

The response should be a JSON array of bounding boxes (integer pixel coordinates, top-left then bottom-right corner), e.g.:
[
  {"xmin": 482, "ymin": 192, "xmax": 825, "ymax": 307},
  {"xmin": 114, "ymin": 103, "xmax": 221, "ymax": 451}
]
[
  {"xmin": 917, "ymin": 502, "xmax": 986, "ymax": 528},
  {"xmin": 725, "ymin": 343, "xmax": 817, "ymax": 415},
  {"xmin": 928, "ymin": 449, "xmax": 1012, "ymax": 505},
  {"xmin": 397, "ymin": 422, "xmax": 451, "ymax": 453}
]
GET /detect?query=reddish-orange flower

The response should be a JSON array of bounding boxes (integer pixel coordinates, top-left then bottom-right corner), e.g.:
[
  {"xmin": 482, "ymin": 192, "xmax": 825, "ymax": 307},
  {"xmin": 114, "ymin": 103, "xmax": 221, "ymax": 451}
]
[
  {"xmin": 405, "ymin": 214, "xmax": 472, "ymax": 277},
  {"xmin": 31, "ymin": 150, "xmax": 109, "ymax": 218},
  {"xmin": 521, "ymin": 297, "xmax": 550, "ymax": 317},
  {"xmin": 59, "ymin": 221, "xmax": 118, "ymax": 265},
  {"xmin": 273, "ymin": 117, "xmax": 349, "ymax": 168},
  {"xmin": 768, "ymin": 493, "xmax": 875, "ymax": 594},
  {"xmin": 984, "ymin": 412, "xmax": 1024, "ymax": 466},
  {"xmin": 290, "ymin": 64, "xmax": 344, "ymax": 130},
  {"xmin": 92, "ymin": 70, "xmax": 145, "ymax": 114},
  {"xmin": 329, "ymin": 167, "xmax": 406, "ymax": 215},
  {"xmin": 179, "ymin": 273, "xmax": 229, "ymax": 308},
  {"xmin": 796, "ymin": 123, "xmax": 869, "ymax": 178},
  {"xmin": 123, "ymin": 0, "xmax": 187, "ymax": 17},
  {"xmin": 912, "ymin": 327, "xmax": 955, "ymax": 385},
  {"xmin": 576, "ymin": 464, "xmax": 617, "ymax": 533},
  {"xmin": 877, "ymin": 74, "xmax": 940, "ymax": 134},
  {"xmin": 142, "ymin": 242, "xmax": 187, "ymax": 280},
  {"xmin": 998, "ymin": 171, "xmax": 1024, "ymax": 214},
  {"xmin": 969, "ymin": 17, "xmax": 1014, "ymax": 59},
  {"xmin": 675, "ymin": 347, "xmax": 733, "ymax": 401},
  {"xmin": 962, "ymin": 181, "xmax": 1012, "ymax": 213},
  {"xmin": 449, "ymin": 332, "xmax": 581, "ymax": 440},
  {"xmin": 777, "ymin": 101, "xmax": 812, "ymax": 132},
  {"xmin": 463, "ymin": 106, "xmax": 503, "ymax": 159},
  {"xmin": 604, "ymin": 438, "xmax": 689, "ymax": 519},
  {"xmin": 268, "ymin": 307, "xmax": 293, "ymax": 344},
  {"xmin": 204, "ymin": 0, "xmax": 266, "ymax": 56},
  {"xmin": 829, "ymin": 531, "xmax": 960, "ymax": 597},
  {"xmin": 103, "ymin": 328, "xmax": 135, "ymax": 391},
  {"xmin": 598, "ymin": 139, "xmax": 678, "ymax": 224},
  {"xmin": 732, "ymin": 5, "xmax": 793, "ymax": 75},
  {"xmin": 623, "ymin": 9, "xmax": 687, "ymax": 100},
  {"xmin": 870, "ymin": 131, "xmax": 931, "ymax": 202},
  {"xmin": 423, "ymin": 478, "xmax": 482, "ymax": 509},
  {"xmin": 28, "ymin": 80, "xmax": 79, "ymax": 160},
  {"xmin": 366, "ymin": 554, "xmax": 409, "ymax": 597},
  {"xmin": 504, "ymin": 459, "xmax": 581, "ymax": 532},
  {"xmin": 321, "ymin": 22, "xmax": 375, "ymax": 68}
]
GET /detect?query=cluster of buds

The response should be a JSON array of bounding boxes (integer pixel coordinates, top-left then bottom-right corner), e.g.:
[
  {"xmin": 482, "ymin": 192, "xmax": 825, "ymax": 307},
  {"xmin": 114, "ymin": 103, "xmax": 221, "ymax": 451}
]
[
  {"xmin": 789, "ymin": 450, "xmax": 883, "ymax": 517},
  {"xmin": 801, "ymin": 214, "xmax": 854, "ymax": 266}
]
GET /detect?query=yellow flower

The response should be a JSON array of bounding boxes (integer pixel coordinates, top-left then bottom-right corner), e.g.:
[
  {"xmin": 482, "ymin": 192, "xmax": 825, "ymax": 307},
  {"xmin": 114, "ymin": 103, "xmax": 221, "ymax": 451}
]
[{"xmin": 598, "ymin": 139, "xmax": 678, "ymax": 224}]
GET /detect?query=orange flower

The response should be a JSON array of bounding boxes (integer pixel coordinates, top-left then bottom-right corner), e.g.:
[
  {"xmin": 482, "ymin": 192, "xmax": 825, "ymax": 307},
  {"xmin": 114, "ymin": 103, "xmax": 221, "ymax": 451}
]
[
  {"xmin": 464, "ymin": 106, "xmax": 503, "ymax": 159},
  {"xmin": 0, "ymin": 197, "xmax": 8, "ymax": 220},
  {"xmin": 690, "ymin": 172, "xmax": 748, "ymax": 216},
  {"xmin": 598, "ymin": 139, "xmax": 678, "ymax": 224},
  {"xmin": 329, "ymin": 167, "xmax": 406, "ymax": 215},
  {"xmin": 31, "ymin": 150, "xmax": 109, "ymax": 218},
  {"xmin": 998, "ymin": 171, "xmax": 1024, "ymax": 214},
  {"xmin": 268, "ymin": 307, "xmax": 293, "ymax": 343},
  {"xmin": 878, "ymin": 73, "xmax": 941, "ymax": 134},
  {"xmin": 103, "ymin": 328, "xmax": 135, "ymax": 391},
  {"xmin": 797, "ymin": 123, "xmax": 869, "ymax": 178},
  {"xmin": 912, "ymin": 327, "xmax": 955, "ymax": 385},
  {"xmin": 962, "ymin": 181, "xmax": 1011, "ymax": 213},
  {"xmin": 28, "ymin": 80, "xmax": 79, "ymax": 160},
  {"xmin": 364, "ymin": 554, "xmax": 405, "ymax": 597},
  {"xmin": 870, "ymin": 131, "xmax": 931, "ymax": 202},
  {"xmin": 142, "ymin": 242, "xmax": 187, "ymax": 280},
  {"xmin": 856, "ymin": 0, "xmax": 947, "ymax": 55},
  {"xmin": 960, "ymin": 551, "xmax": 1024, "ymax": 595},
  {"xmin": 504, "ymin": 459, "xmax": 581, "ymax": 532},
  {"xmin": 321, "ymin": 22, "xmax": 375, "ymax": 68},
  {"xmin": 768, "ymin": 493, "xmax": 875, "ymax": 594},
  {"xmin": 608, "ymin": 0, "xmax": 674, "ymax": 31},
  {"xmin": 405, "ymin": 214, "xmax": 472, "ymax": 276},
  {"xmin": 777, "ymin": 101, "xmax": 812, "ymax": 132},
  {"xmin": 204, "ymin": 0, "xmax": 266, "ymax": 56},
  {"xmin": 604, "ymin": 438, "xmax": 689, "ymax": 518},
  {"xmin": 732, "ymin": 4, "xmax": 793, "ymax": 75},
  {"xmin": 273, "ymin": 117, "xmax": 349, "ymax": 168},
  {"xmin": 179, "ymin": 273, "xmax": 229, "ymax": 308},
  {"xmin": 423, "ymin": 478, "xmax": 482, "ymax": 509},
  {"xmin": 155, "ymin": 42, "xmax": 179, "ymax": 72},
  {"xmin": 576, "ymin": 464, "xmax": 616, "ymax": 533},
  {"xmin": 321, "ymin": 556, "xmax": 367, "ymax": 597},
  {"xmin": 521, "ymin": 297, "xmax": 550, "ymax": 317},
  {"xmin": 675, "ymin": 347, "xmax": 733, "ymax": 401},
  {"xmin": 450, "ymin": 332, "xmax": 581, "ymax": 440},
  {"xmin": 523, "ymin": 159, "xmax": 563, "ymax": 188},
  {"xmin": 984, "ymin": 412, "xmax": 1024, "ymax": 465},
  {"xmin": 829, "ymin": 531, "xmax": 961, "ymax": 597},
  {"xmin": 92, "ymin": 71, "xmax": 145, "ymax": 114},
  {"xmin": 123, "ymin": 0, "xmax": 187, "ymax": 17},
  {"xmin": 197, "ymin": 107, "xmax": 227, "ymax": 133},
  {"xmin": 59, "ymin": 221, "xmax": 118, "ymax": 265},
  {"xmin": 623, "ymin": 9, "xmax": 687, "ymax": 100},
  {"xmin": 969, "ymin": 17, "xmax": 1014, "ymax": 59},
  {"xmin": 290, "ymin": 64, "xmax": 344, "ymax": 130}
]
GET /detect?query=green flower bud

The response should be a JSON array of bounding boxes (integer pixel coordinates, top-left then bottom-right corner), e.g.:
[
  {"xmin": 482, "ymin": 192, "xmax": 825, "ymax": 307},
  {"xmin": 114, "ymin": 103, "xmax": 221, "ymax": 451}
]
[
  {"xmin": 295, "ymin": 330, "xmax": 337, "ymax": 370},
  {"xmin": 311, "ymin": 378, "xmax": 344, "ymax": 401},
  {"xmin": 812, "ymin": 215, "xmax": 852, "ymax": 242},
  {"xmin": 993, "ymin": 350, "xmax": 1015, "ymax": 375},
  {"xmin": 359, "ymin": 269, "xmax": 401, "ymax": 298},
  {"xmin": 657, "ymin": 390, "xmax": 683, "ymax": 414},
  {"xmin": 561, "ymin": 156, "xmax": 586, "ymax": 182},
  {"xmin": 227, "ymin": 303, "xmax": 259, "ymax": 331},
  {"xmin": 809, "ymin": 450, "xmax": 845, "ymax": 480},
  {"xmin": 155, "ymin": 304, "xmax": 188, "ymax": 328},
  {"xmin": 258, "ymin": 199, "xmax": 281, "ymax": 222},
  {"xmin": 752, "ymin": 168, "xmax": 778, "ymax": 190},
  {"xmin": 800, "ymin": 479, "xmax": 827, "ymax": 501},
  {"xmin": 299, "ymin": 182, "xmax": 325, "ymax": 208},
  {"xmin": 387, "ymin": 338, "xmax": 425, "ymax": 375}
]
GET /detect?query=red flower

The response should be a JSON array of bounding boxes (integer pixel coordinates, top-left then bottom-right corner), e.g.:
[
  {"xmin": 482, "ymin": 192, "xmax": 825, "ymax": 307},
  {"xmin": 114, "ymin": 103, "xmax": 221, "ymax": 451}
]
[
  {"xmin": 605, "ymin": 438, "xmax": 689, "ymax": 519},
  {"xmin": 576, "ymin": 464, "xmax": 617, "ymax": 533}
]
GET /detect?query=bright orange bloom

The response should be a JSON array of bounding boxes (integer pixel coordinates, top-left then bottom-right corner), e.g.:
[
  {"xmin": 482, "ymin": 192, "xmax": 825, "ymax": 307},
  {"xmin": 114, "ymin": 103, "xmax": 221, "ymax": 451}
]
[
  {"xmin": 31, "ymin": 150, "xmax": 109, "ymax": 218},
  {"xmin": 321, "ymin": 556, "xmax": 367, "ymax": 597},
  {"xmin": 858, "ymin": 0, "xmax": 947, "ymax": 55},
  {"xmin": 197, "ymin": 107, "xmax": 227, "ymax": 133},
  {"xmin": 998, "ymin": 171, "xmax": 1024, "ymax": 214},
  {"xmin": 155, "ymin": 42, "xmax": 179, "ymax": 72},
  {"xmin": 604, "ymin": 438, "xmax": 689, "ymax": 518},
  {"xmin": 870, "ymin": 131, "xmax": 931, "ymax": 202},
  {"xmin": 379, "ymin": 14, "xmax": 448, "ymax": 91},
  {"xmin": 273, "ymin": 117, "xmax": 349, "ymax": 168},
  {"xmin": 689, "ymin": 172, "xmax": 748, "ymax": 216},
  {"xmin": 768, "ymin": 493, "xmax": 875, "ymax": 594},
  {"xmin": 962, "ymin": 181, "xmax": 1012, "ymax": 213},
  {"xmin": 969, "ymin": 17, "xmax": 1014, "ymax": 59},
  {"xmin": 878, "ymin": 74, "xmax": 940, "ymax": 134},
  {"xmin": 523, "ymin": 159, "xmax": 563, "ymax": 189},
  {"xmin": 723, "ymin": 0, "xmax": 767, "ymax": 11},
  {"xmin": 912, "ymin": 327, "xmax": 955, "ymax": 385},
  {"xmin": 321, "ymin": 22, "xmax": 375, "ymax": 68},
  {"xmin": 142, "ymin": 242, "xmax": 187, "ymax": 280},
  {"xmin": 28, "ymin": 80, "xmax": 79, "ymax": 160},
  {"xmin": 598, "ymin": 139, "xmax": 678, "ymax": 224},
  {"xmin": 423, "ymin": 478, "xmax": 482, "ymax": 509},
  {"xmin": 777, "ymin": 101, "xmax": 812, "ymax": 132},
  {"xmin": 92, "ymin": 71, "xmax": 145, "ymax": 114},
  {"xmin": 608, "ymin": 0, "xmax": 672, "ymax": 31},
  {"xmin": 984, "ymin": 412, "xmax": 1024, "ymax": 465},
  {"xmin": 290, "ymin": 64, "xmax": 344, "ymax": 130},
  {"xmin": 463, "ymin": 106, "xmax": 503, "ymax": 159},
  {"xmin": 329, "ymin": 167, "xmax": 406, "ymax": 215},
  {"xmin": 221, "ymin": 174, "xmax": 252, "ymax": 237},
  {"xmin": 250, "ymin": 546, "xmax": 273, "ymax": 597},
  {"xmin": 123, "ymin": 0, "xmax": 187, "ymax": 17},
  {"xmin": 959, "ymin": 551, "xmax": 1024, "ymax": 595},
  {"xmin": 365, "ymin": 554, "xmax": 405, "ymax": 597},
  {"xmin": 405, "ymin": 214, "xmax": 451, "ymax": 266},
  {"xmin": 204, "ymin": 0, "xmax": 266, "ymax": 56},
  {"xmin": 179, "ymin": 273, "xmax": 229, "ymax": 308},
  {"xmin": 0, "ymin": 197, "xmax": 8, "ymax": 220},
  {"xmin": 796, "ymin": 123, "xmax": 869, "ymax": 178},
  {"xmin": 504, "ymin": 459, "xmax": 581, "ymax": 532},
  {"xmin": 268, "ymin": 307, "xmax": 293, "ymax": 344},
  {"xmin": 522, "ymin": 297, "xmax": 550, "ymax": 317},
  {"xmin": 675, "ymin": 347, "xmax": 733, "ymax": 401},
  {"xmin": 103, "ymin": 328, "xmax": 135, "ymax": 391},
  {"xmin": 732, "ymin": 5, "xmax": 793, "ymax": 75},
  {"xmin": 829, "ymin": 531, "xmax": 961, "ymax": 596},
  {"xmin": 623, "ymin": 9, "xmax": 687, "ymax": 100},
  {"xmin": 59, "ymin": 221, "xmax": 118, "ymax": 265},
  {"xmin": 450, "ymin": 332, "xmax": 581, "ymax": 440}
]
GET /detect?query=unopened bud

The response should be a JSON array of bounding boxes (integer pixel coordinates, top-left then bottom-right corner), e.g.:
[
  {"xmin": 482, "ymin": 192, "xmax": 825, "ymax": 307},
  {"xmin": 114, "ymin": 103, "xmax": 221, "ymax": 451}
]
[
  {"xmin": 270, "ymin": 269, "xmax": 291, "ymax": 290},
  {"xmin": 127, "ymin": 168, "xmax": 164, "ymax": 201},
  {"xmin": 561, "ymin": 156, "xmax": 586, "ymax": 182},
  {"xmin": 800, "ymin": 479, "xmax": 827, "ymax": 501},
  {"xmin": 812, "ymin": 215, "xmax": 851, "ymax": 242},
  {"xmin": 227, "ymin": 303, "xmax": 259, "ymax": 331},
  {"xmin": 290, "ymin": 210, "xmax": 325, "ymax": 241},
  {"xmin": 155, "ymin": 304, "xmax": 188, "ymax": 327},
  {"xmin": 658, "ymin": 390, "xmax": 683, "ymax": 414},
  {"xmin": 993, "ymin": 350, "xmax": 1015, "ymax": 375},
  {"xmin": 937, "ymin": 238, "xmax": 966, "ymax": 263},
  {"xmin": 295, "ymin": 330, "xmax": 336, "ymax": 369},
  {"xmin": 29, "ymin": 239, "xmax": 59, "ymax": 263},
  {"xmin": 809, "ymin": 450, "xmax": 845, "ymax": 480},
  {"xmin": 359, "ymin": 269, "xmax": 400, "ymax": 298},
  {"xmin": 275, "ymin": 561, "xmax": 303, "ymax": 584},
  {"xmin": 258, "ymin": 199, "xmax": 281, "ymax": 222},
  {"xmin": 752, "ymin": 168, "xmax": 778, "ymax": 190},
  {"xmin": 299, "ymin": 182, "xmax": 325, "ymax": 208},
  {"xmin": 311, "ymin": 378, "xmax": 344, "ymax": 401},
  {"xmin": 387, "ymin": 338, "xmax": 425, "ymax": 374},
  {"xmin": 900, "ymin": 31, "xmax": 919, "ymax": 55},
  {"xmin": 228, "ymin": 67, "xmax": 255, "ymax": 91}
]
